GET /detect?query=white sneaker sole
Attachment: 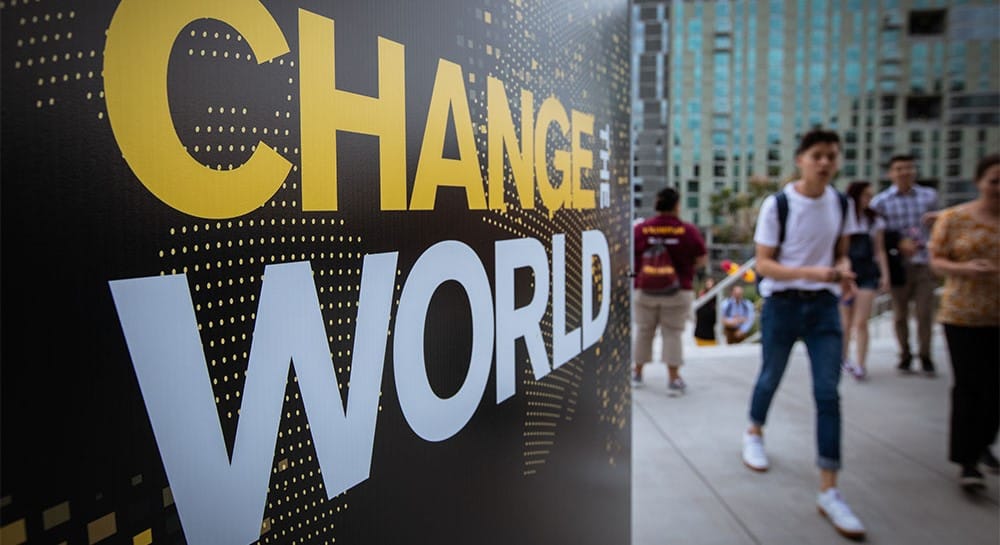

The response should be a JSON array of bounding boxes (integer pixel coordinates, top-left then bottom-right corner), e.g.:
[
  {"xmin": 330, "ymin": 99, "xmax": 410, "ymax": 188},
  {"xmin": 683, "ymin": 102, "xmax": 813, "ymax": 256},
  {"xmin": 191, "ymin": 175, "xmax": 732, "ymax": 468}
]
[
  {"xmin": 817, "ymin": 506, "xmax": 866, "ymax": 540},
  {"xmin": 742, "ymin": 459, "xmax": 768, "ymax": 472}
]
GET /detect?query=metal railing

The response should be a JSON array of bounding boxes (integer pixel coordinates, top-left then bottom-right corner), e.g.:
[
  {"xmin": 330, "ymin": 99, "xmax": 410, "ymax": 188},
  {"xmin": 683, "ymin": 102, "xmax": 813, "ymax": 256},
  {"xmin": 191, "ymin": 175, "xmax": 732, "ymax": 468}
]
[
  {"xmin": 692, "ymin": 257, "xmax": 920, "ymax": 344},
  {"xmin": 692, "ymin": 257, "xmax": 757, "ymax": 343}
]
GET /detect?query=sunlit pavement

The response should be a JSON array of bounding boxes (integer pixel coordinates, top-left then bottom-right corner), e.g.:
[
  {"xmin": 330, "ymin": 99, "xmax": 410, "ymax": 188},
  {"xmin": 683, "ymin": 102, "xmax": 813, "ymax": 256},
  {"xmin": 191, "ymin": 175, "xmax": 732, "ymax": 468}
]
[{"xmin": 632, "ymin": 319, "xmax": 1000, "ymax": 545}]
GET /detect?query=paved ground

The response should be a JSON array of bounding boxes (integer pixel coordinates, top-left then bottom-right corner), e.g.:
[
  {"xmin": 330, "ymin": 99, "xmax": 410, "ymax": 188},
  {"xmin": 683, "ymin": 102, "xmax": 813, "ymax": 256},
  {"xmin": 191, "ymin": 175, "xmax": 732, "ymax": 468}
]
[{"xmin": 632, "ymin": 318, "xmax": 1000, "ymax": 545}]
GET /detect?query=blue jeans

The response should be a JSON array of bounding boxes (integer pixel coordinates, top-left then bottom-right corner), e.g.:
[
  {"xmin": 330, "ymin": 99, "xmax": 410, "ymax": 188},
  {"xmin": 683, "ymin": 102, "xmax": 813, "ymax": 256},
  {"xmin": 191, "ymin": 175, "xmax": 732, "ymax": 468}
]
[{"xmin": 749, "ymin": 291, "xmax": 843, "ymax": 471}]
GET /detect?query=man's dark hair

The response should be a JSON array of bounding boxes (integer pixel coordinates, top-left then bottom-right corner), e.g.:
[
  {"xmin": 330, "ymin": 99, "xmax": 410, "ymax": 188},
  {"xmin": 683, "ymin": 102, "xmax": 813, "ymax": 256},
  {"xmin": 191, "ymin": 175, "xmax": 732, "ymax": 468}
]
[
  {"xmin": 794, "ymin": 129, "xmax": 841, "ymax": 156},
  {"xmin": 975, "ymin": 153, "xmax": 1000, "ymax": 181},
  {"xmin": 654, "ymin": 187, "xmax": 679, "ymax": 212},
  {"xmin": 887, "ymin": 154, "xmax": 916, "ymax": 169}
]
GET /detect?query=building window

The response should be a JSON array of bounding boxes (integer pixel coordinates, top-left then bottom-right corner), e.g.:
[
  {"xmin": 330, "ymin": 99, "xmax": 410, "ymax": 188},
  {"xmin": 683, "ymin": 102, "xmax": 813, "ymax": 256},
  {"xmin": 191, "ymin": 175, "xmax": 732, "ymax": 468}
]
[
  {"xmin": 908, "ymin": 9, "xmax": 947, "ymax": 36},
  {"xmin": 687, "ymin": 180, "xmax": 699, "ymax": 193},
  {"xmin": 946, "ymin": 164, "xmax": 961, "ymax": 177},
  {"xmin": 693, "ymin": 164, "xmax": 700, "ymax": 177},
  {"xmin": 906, "ymin": 96, "xmax": 943, "ymax": 120},
  {"xmin": 910, "ymin": 130, "xmax": 923, "ymax": 143},
  {"xmin": 687, "ymin": 195, "xmax": 699, "ymax": 209},
  {"xmin": 713, "ymin": 165, "xmax": 726, "ymax": 177},
  {"xmin": 947, "ymin": 130, "xmax": 962, "ymax": 143},
  {"xmin": 947, "ymin": 147, "xmax": 962, "ymax": 160}
]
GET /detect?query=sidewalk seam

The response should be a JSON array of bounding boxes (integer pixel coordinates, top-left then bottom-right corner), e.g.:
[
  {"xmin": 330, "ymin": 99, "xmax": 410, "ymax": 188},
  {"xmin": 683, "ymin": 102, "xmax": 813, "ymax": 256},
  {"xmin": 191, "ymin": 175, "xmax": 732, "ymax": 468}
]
[{"xmin": 634, "ymin": 399, "xmax": 763, "ymax": 545}]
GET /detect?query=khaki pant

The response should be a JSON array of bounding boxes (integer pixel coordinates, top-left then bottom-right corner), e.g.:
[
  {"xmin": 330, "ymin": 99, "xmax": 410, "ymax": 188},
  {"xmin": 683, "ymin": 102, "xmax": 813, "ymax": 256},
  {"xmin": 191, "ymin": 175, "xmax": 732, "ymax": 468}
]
[
  {"xmin": 633, "ymin": 289, "xmax": 694, "ymax": 367},
  {"xmin": 890, "ymin": 263, "xmax": 936, "ymax": 360}
]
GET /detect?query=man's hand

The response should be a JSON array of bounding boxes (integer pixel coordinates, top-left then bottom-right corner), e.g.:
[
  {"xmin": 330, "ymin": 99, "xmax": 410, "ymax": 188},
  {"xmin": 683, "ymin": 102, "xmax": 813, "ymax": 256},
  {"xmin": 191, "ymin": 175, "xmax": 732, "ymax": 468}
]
[{"xmin": 898, "ymin": 237, "xmax": 917, "ymax": 258}]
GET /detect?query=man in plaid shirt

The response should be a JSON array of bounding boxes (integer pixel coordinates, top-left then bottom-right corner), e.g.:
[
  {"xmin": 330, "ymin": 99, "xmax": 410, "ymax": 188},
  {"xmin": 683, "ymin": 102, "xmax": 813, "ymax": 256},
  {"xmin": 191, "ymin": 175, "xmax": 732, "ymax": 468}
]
[{"xmin": 869, "ymin": 154, "xmax": 940, "ymax": 374}]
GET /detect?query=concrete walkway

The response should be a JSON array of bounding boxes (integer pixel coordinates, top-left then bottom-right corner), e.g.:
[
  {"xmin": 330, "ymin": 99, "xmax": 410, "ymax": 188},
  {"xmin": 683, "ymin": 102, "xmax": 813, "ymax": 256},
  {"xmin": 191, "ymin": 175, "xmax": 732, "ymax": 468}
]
[{"xmin": 632, "ymin": 321, "xmax": 1000, "ymax": 545}]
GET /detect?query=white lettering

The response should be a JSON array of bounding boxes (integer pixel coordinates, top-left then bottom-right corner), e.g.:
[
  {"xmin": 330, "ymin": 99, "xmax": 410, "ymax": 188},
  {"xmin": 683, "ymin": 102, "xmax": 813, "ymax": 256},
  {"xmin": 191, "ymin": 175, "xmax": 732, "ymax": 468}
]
[
  {"xmin": 394, "ymin": 241, "xmax": 495, "ymax": 441},
  {"xmin": 495, "ymin": 237, "xmax": 551, "ymax": 401},
  {"xmin": 109, "ymin": 256, "xmax": 397, "ymax": 545}
]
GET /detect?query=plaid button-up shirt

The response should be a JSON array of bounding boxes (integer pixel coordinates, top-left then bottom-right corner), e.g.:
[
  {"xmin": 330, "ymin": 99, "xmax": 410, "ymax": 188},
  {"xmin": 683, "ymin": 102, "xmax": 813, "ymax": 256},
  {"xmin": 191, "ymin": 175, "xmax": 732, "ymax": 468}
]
[{"xmin": 869, "ymin": 184, "xmax": 939, "ymax": 264}]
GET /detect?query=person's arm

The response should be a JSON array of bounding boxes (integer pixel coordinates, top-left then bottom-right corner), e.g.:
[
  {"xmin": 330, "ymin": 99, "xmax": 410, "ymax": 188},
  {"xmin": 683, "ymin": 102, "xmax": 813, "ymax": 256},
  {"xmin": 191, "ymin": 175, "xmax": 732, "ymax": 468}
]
[
  {"xmin": 754, "ymin": 244, "xmax": 851, "ymax": 283},
  {"xmin": 692, "ymin": 225, "xmax": 708, "ymax": 272},
  {"xmin": 874, "ymin": 228, "xmax": 891, "ymax": 292},
  {"xmin": 738, "ymin": 302, "xmax": 756, "ymax": 334},
  {"xmin": 929, "ymin": 209, "xmax": 999, "ymax": 278},
  {"xmin": 632, "ymin": 224, "xmax": 645, "ymax": 277},
  {"xmin": 720, "ymin": 299, "xmax": 738, "ymax": 326},
  {"xmin": 922, "ymin": 188, "xmax": 941, "ymax": 226},
  {"xmin": 836, "ymin": 200, "xmax": 859, "ymax": 299}
]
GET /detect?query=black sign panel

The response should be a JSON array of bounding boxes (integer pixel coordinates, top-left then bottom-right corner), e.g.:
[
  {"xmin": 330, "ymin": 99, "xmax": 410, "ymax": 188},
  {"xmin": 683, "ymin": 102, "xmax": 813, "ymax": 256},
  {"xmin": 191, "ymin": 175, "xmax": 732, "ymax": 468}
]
[{"xmin": 1, "ymin": 1, "xmax": 631, "ymax": 544}]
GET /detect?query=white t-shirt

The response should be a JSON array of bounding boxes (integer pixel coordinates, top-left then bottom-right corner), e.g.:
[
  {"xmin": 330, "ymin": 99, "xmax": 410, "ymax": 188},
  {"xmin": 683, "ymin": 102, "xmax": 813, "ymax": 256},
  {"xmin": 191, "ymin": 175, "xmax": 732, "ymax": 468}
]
[
  {"xmin": 754, "ymin": 183, "xmax": 858, "ymax": 297},
  {"xmin": 844, "ymin": 212, "xmax": 886, "ymax": 237}
]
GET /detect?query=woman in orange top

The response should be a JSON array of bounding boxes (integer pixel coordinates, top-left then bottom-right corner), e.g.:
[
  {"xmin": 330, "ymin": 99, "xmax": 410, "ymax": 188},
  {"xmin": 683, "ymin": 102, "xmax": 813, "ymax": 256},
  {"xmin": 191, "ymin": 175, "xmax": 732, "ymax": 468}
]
[{"xmin": 929, "ymin": 153, "xmax": 1000, "ymax": 492}]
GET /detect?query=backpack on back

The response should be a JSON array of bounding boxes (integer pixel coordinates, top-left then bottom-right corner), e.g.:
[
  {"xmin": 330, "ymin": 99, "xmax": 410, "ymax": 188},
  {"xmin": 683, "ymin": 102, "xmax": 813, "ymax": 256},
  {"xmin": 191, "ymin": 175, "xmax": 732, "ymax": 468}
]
[
  {"xmin": 756, "ymin": 189, "xmax": 848, "ymax": 286},
  {"xmin": 636, "ymin": 240, "xmax": 681, "ymax": 295},
  {"xmin": 771, "ymin": 189, "xmax": 848, "ymax": 263}
]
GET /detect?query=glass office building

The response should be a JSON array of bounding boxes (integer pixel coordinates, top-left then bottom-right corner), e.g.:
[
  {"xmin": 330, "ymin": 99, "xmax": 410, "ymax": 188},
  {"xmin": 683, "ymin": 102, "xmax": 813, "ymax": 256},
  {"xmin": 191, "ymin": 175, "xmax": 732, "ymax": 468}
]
[{"xmin": 631, "ymin": 0, "xmax": 1000, "ymax": 224}]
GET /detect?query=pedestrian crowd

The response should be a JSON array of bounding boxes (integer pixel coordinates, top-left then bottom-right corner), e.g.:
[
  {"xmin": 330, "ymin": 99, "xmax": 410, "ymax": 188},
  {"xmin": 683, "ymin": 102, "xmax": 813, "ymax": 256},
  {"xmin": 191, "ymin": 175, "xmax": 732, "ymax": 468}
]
[{"xmin": 632, "ymin": 130, "xmax": 999, "ymax": 541}]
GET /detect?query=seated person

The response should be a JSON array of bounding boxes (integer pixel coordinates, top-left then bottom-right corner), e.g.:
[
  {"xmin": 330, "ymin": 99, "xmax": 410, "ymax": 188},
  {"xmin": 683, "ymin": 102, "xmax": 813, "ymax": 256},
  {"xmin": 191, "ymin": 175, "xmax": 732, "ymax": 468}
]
[{"xmin": 721, "ymin": 286, "xmax": 755, "ymax": 344}]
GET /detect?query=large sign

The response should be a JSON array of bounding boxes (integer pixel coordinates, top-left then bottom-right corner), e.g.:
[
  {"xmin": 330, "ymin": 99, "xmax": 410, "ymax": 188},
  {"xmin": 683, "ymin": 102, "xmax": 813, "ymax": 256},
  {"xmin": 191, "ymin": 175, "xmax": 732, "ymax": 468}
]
[{"xmin": 1, "ymin": 1, "xmax": 631, "ymax": 544}]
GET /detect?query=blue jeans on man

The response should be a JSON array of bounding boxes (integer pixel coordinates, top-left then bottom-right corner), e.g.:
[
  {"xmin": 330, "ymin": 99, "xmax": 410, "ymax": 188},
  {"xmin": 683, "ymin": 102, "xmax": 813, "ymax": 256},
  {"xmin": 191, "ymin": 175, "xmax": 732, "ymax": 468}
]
[{"xmin": 750, "ymin": 291, "xmax": 843, "ymax": 470}]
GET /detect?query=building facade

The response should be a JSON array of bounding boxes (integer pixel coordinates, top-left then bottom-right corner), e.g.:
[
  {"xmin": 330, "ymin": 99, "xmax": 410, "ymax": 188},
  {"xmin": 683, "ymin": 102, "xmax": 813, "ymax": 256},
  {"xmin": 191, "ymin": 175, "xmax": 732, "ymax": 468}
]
[{"xmin": 631, "ymin": 0, "xmax": 1000, "ymax": 224}]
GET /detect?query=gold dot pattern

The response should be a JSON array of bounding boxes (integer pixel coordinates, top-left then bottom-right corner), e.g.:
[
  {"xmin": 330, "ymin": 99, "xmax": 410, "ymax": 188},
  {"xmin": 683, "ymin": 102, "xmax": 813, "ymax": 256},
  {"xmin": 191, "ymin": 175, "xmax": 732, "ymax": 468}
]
[
  {"xmin": 160, "ymin": 21, "xmax": 378, "ymax": 545},
  {"xmin": 2, "ymin": 0, "xmax": 630, "ymax": 542},
  {"xmin": 467, "ymin": 0, "xmax": 632, "ymax": 476}
]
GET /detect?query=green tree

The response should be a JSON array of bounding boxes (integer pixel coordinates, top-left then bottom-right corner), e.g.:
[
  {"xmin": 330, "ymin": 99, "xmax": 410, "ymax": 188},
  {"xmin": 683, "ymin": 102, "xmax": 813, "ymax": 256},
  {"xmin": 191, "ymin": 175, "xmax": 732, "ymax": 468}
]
[{"xmin": 708, "ymin": 176, "xmax": 780, "ymax": 243}]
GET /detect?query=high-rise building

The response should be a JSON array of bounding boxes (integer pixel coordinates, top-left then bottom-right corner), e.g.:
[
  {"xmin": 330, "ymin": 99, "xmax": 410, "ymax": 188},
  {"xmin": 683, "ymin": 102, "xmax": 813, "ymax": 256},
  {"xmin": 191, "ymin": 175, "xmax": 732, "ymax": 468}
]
[{"xmin": 631, "ymin": 0, "xmax": 1000, "ymax": 225}]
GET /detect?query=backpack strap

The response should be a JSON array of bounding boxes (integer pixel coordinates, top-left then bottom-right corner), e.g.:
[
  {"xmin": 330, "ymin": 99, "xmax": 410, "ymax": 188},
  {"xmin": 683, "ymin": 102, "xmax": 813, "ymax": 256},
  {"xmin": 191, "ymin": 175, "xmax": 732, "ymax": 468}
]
[
  {"xmin": 834, "ymin": 190, "xmax": 848, "ymax": 264},
  {"xmin": 774, "ymin": 191, "xmax": 789, "ymax": 255},
  {"xmin": 773, "ymin": 189, "xmax": 848, "ymax": 263}
]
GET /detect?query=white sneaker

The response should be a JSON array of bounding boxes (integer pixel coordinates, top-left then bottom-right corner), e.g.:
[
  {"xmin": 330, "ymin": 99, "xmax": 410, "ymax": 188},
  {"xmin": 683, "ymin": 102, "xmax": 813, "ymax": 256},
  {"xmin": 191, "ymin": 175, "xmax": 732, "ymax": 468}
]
[
  {"xmin": 741, "ymin": 432, "xmax": 769, "ymax": 472},
  {"xmin": 667, "ymin": 377, "xmax": 686, "ymax": 396},
  {"xmin": 817, "ymin": 488, "xmax": 866, "ymax": 539}
]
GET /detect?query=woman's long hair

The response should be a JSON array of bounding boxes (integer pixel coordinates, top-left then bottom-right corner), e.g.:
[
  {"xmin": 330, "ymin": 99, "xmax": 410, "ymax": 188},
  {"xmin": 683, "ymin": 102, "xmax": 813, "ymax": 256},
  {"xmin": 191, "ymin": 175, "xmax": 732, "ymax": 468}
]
[{"xmin": 846, "ymin": 181, "xmax": 878, "ymax": 226}]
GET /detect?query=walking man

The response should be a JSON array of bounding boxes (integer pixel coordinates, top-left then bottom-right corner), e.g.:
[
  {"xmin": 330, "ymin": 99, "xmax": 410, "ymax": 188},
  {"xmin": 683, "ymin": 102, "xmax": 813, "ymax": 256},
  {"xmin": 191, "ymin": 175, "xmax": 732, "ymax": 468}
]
[
  {"xmin": 741, "ymin": 129, "xmax": 866, "ymax": 539},
  {"xmin": 869, "ymin": 154, "xmax": 940, "ymax": 374},
  {"xmin": 633, "ymin": 187, "xmax": 707, "ymax": 395}
]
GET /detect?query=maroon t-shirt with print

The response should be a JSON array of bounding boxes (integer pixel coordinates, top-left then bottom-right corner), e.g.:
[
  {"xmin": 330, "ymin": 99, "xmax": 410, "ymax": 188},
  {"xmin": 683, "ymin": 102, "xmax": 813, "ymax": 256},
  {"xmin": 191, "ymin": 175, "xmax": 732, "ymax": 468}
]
[{"xmin": 633, "ymin": 214, "xmax": 707, "ymax": 290}]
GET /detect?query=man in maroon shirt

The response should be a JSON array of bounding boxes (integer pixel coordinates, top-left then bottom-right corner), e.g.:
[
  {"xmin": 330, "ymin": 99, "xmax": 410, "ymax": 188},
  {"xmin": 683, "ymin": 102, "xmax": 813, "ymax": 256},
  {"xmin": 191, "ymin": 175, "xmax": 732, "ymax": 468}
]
[{"xmin": 633, "ymin": 187, "xmax": 707, "ymax": 394}]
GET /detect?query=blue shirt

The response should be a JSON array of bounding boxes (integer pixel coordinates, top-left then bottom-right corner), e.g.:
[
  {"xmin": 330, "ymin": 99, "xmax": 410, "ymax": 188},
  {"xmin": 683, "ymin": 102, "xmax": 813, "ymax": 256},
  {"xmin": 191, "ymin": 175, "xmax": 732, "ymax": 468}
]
[{"xmin": 722, "ymin": 297, "xmax": 755, "ymax": 335}]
